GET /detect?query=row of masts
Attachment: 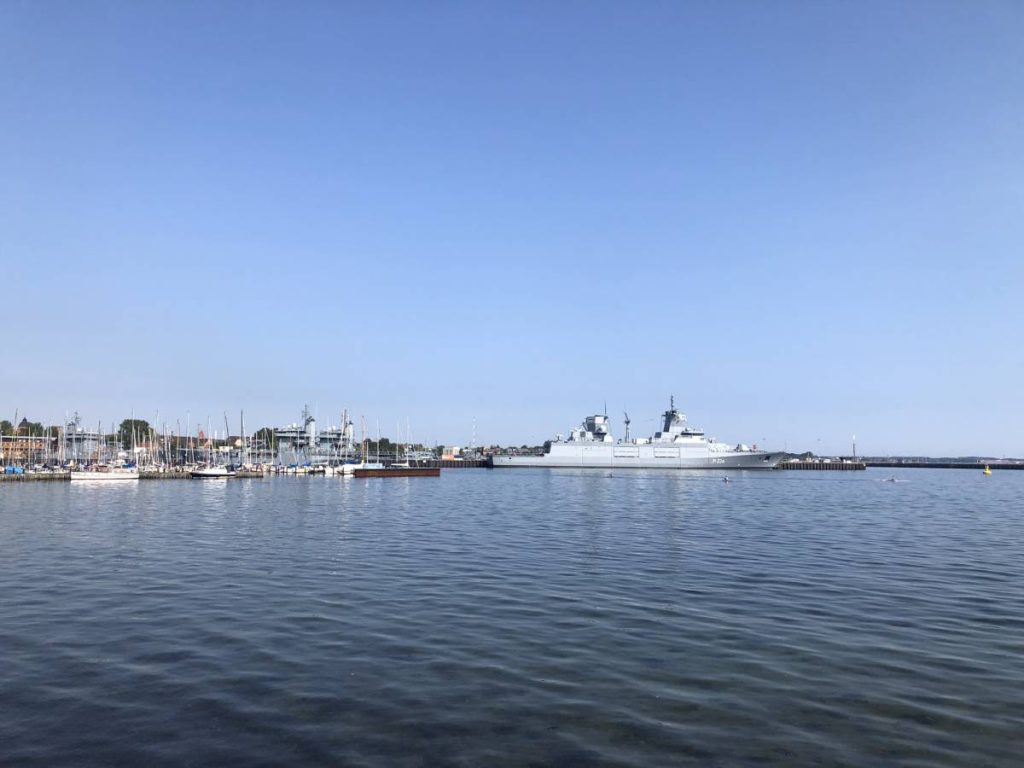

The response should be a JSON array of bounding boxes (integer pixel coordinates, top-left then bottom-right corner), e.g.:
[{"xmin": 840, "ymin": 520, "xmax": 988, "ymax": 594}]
[{"xmin": 1, "ymin": 408, "xmax": 435, "ymax": 468}]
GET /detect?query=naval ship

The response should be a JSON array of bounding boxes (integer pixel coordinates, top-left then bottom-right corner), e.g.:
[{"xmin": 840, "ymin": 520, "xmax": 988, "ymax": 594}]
[{"xmin": 491, "ymin": 398, "xmax": 782, "ymax": 470}]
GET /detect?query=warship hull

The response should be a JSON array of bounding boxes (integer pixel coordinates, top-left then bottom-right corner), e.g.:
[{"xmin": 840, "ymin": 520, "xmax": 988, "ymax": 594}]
[{"xmin": 491, "ymin": 448, "xmax": 781, "ymax": 470}]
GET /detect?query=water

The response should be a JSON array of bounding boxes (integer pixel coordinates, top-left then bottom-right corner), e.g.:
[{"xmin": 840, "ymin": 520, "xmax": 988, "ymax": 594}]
[{"xmin": 2, "ymin": 469, "xmax": 1022, "ymax": 767}]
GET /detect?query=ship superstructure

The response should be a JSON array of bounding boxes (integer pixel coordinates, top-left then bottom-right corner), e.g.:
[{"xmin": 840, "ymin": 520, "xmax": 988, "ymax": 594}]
[
  {"xmin": 62, "ymin": 412, "xmax": 102, "ymax": 464},
  {"xmin": 274, "ymin": 406, "xmax": 356, "ymax": 465},
  {"xmin": 492, "ymin": 397, "xmax": 782, "ymax": 469}
]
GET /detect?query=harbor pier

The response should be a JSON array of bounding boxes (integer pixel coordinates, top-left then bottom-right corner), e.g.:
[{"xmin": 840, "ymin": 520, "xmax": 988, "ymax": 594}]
[{"xmin": 778, "ymin": 460, "xmax": 866, "ymax": 471}]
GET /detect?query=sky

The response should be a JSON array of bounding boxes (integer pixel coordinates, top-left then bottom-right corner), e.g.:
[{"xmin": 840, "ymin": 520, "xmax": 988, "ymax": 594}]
[{"xmin": 1, "ymin": 1, "xmax": 1022, "ymax": 456}]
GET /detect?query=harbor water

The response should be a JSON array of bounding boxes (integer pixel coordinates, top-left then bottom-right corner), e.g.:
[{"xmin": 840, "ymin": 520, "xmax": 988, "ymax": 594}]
[{"xmin": 1, "ymin": 469, "xmax": 1022, "ymax": 766}]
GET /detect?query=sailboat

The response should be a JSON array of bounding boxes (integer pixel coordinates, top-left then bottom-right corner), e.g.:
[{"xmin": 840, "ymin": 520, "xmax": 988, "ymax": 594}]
[
  {"xmin": 190, "ymin": 421, "xmax": 235, "ymax": 478},
  {"xmin": 340, "ymin": 417, "xmax": 384, "ymax": 474},
  {"xmin": 71, "ymin": 420, "xmax": 139, "ymax": 481},
  {"xmin": 70, "ymin": 465, "xmax": 140, "ymax": 481},
  {"xmin": 352, "ymin": 417, "xmax": 440, "ymax": 478},
  {"xmin": 191, "ymin": 465, "xmax": 233, "ymax": 479}
]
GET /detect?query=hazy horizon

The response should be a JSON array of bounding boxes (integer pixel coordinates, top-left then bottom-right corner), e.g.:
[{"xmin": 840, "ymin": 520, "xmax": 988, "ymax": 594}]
[{"xmin": 3, "ymin": 2, "xmax": 1022, "ymax": 457}]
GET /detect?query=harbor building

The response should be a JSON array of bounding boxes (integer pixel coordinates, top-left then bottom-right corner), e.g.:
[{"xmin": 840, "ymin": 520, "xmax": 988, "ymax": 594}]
[{"xmin": 1, "ymin": 434, "xmax": 56, "ymax": 466}]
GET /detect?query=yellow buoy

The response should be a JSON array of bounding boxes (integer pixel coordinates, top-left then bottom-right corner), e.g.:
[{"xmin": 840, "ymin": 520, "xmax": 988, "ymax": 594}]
[{"xmin": 983, "ymin": 465, "xmax": 992, "ymax": 476}]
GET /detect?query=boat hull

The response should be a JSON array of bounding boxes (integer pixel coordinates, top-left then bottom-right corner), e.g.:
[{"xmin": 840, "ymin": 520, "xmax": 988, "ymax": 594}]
[
  {"xmin": 340, "ymin": 463, "xmax": 383, "ymax": 475},
  {"xmin": 70, "ymin": 471, "xmax": 140, "ymax": 481},
  {"xmin": 190, "ymin": 470, "xmax": 234, "ymax": 479}
]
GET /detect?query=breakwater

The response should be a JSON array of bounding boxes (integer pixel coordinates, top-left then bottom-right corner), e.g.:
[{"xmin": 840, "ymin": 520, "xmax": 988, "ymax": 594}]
[{"xmin": 865, "ymin": 461, "xmax": 1023, "ymax": 470}]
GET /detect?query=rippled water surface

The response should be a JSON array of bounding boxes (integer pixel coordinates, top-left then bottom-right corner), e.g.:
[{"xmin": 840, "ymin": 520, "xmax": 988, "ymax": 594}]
[{"xmin": 2, "ymin": 469, "xmax": 1023, "ymax": 766}]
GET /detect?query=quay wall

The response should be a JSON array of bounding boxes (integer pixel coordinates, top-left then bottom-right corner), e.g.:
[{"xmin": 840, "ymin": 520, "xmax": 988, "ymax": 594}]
[
  {"xmin": 0, "ymin": 472, "xmax": 70, "ymax": 482},
  {"xmin": 419, "ymin": 459, "xmax": 489, "ymax": 469},
  {"xmin": 778, "ymin": 461, "xmax": 866, "ymax": 471},
  {"xmin": 140, "ymin": 471, "xmax": 192, "ymax": 480}
]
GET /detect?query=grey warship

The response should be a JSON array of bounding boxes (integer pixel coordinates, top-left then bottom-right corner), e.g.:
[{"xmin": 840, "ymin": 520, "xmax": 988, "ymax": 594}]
[{"xmin": 492, "ymin": 398, "xmax": 782, "ymax": 469}]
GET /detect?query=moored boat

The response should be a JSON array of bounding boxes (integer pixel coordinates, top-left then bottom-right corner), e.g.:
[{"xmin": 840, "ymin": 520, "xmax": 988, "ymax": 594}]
[
  {"xmin": 339, "ymin": 461, "xmax": 382, "ymax": 475},
  {"xmin": 190, "ymin": 465, "xmax": 234, "ymax": 479},
  {"xmin": 70, "ymin": 465, "xmax": 140, "ymax": 481}
]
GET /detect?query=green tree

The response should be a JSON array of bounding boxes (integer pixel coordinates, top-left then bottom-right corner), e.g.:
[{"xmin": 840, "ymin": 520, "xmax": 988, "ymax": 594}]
[
  {"xmin": 0, "ymin": 420, "xmax": 12, "ymax": 436},
  {"xmin": 117, "ymin": 419, "xmax": 151, "ymax": 448},
  {"xmin": 253, "ymin": 427, "xmax": 275, "ymax": 445},
  {"xmin": 367, "ymin": 437, "xmax": 393, "ymax": 453}
]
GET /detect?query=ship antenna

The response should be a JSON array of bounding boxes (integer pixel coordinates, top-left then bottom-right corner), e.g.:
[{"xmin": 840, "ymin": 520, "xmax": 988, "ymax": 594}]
[
  {"xmin": 624, "ymin": 411, "xmax": 631, "ymax": 442},
  {"xmin": 670, "ymin": 394, "xmax": 674, "ymax": 410}
]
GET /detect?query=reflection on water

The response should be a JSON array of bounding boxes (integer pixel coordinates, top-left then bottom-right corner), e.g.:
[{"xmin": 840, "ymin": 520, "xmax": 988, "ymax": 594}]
[{"xmin": 1, "ymin": 469, "xmax": 1023, "ymax": 766}]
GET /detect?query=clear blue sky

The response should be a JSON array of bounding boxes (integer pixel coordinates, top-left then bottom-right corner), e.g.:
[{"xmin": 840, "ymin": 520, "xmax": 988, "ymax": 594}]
[{"xmin": 2, "ymin": 1, "xmax": 1022, "ymax": 455}]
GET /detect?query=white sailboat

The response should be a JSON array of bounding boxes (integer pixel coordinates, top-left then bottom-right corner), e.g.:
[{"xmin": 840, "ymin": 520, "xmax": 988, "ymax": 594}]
[
  {"xmin": 190, "ymin": 465, "xmax": 233, "ymax": 479},
  {"xmin": 190, "ymin": 419, "xmax": 235, "ymax": 478},
  {"xmin": 340, "ymin": 416, "xmax": 383, "ymax": 474},
  {"xmin": 70, "ymin": 465, "xmax": 140, "ymax": 481},
  {"xmin": 71, "ymin": 420, "xmax": 139, "ymax": 481}
]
